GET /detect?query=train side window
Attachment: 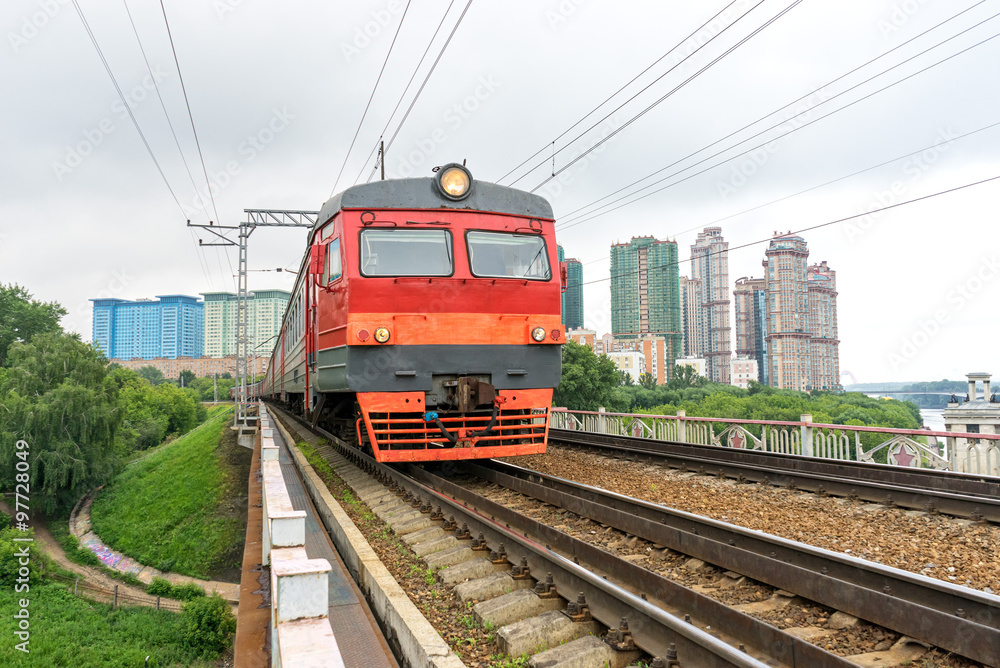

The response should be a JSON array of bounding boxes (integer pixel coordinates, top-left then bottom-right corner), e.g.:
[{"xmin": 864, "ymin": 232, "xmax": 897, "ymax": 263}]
[
  {"xmin": 467, "ymin": 231, "xmax": 551, "ymax": 280},
  {"xmin": 325, "ymin": 238, "xmax": 342, "ymax": 283}
]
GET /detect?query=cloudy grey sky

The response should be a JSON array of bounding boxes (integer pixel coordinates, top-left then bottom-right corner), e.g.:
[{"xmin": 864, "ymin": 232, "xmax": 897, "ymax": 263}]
[{"xmin": 3, "ymin": 0, "xmax": 999, "ymax": 384}]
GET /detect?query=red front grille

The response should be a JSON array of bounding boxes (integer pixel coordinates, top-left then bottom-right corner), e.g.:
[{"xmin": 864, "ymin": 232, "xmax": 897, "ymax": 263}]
[{"xmin": 360, "ymin": 407, "xmax": 549, "ymax": 462}]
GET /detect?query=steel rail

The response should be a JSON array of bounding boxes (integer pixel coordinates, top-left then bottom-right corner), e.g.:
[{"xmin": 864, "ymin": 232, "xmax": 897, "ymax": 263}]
[
  {"xmin": 551, "ymin": 429, "xmax": 1000, "ymax": 522},
  {"xmin": 270, "ymin": 405, "xmax": 830, "ymax": 667},
  {"xmin": 472, "ymin": 458, "xmax": 1000, "ymax": 667}
]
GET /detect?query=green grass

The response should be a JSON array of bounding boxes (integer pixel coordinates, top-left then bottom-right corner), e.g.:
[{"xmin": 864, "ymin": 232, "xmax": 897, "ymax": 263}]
[
  {"xmin": 0, "ymin": 582, "xmax": 216, "ymax": 667},
  {"xmin": 295, "ymin": 439, "xmax": 336, "ymax": 483},
  {"xmin": 90, "ymin": 408, "xmax": 245, "ymax": 580}
]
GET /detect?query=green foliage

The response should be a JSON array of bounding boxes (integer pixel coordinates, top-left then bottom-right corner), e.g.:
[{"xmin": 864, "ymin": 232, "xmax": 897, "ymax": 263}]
[
  {"xmin": 0, "ymin": 526, "xmax": 49, "ymax": 586},
  {"xmin": 90, "ymin": 409, "xmax": 243, "ymax": 579},
  {"xmin": 553, "ymin": 340, "xmax": 630, "ymax": 411},
  {"xmin": 173, "ymin": 582, "xmax": 207, "ymax": 601},
  {"xmin": 182, "ymin": 593, "xmax": 236, "ymax": 656},
  {"xmin": 668, "ymin": 364, "xmax": 707, "ymax": 390},
  {"xmin": 179, "ymin": 369, "xmax": 196, "ymax": 387},
  {"xmin": 0, "ymin": 283, "xmax": 66, "ymax": 368},
  {"xmin": 0, "ymin": 582, "xmax": 218, "ymax": 667},
  {"xmin": 146, "ymin": 577, "xmax": 205, "ymax": 601},
  {"xmin": 137, "ymin": 365, "xmax": 167, "ymax": 386},
  {"xmin": 109, "ymin": 366, "xmax": 208, "ymax": 454},
  {"xmin": 0, "ymin": 333, "xmax": 122, "ymax": 514},
  {"xmin": 147, "ymin": 577, "xmax": 173, "ymax": 597},
  {"xmin": 638, "ymin": 372, "xmax": 657, "ymax": 390}
]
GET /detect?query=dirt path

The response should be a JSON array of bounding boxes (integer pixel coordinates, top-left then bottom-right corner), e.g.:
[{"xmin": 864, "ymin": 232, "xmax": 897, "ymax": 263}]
[{"xmin": 1, "ymin": 501, "xmax": 160, "ymax": 606}]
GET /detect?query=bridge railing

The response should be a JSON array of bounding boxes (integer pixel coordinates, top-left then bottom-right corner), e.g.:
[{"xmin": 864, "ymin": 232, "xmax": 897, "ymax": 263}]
[
  {"xmin": 550, "ymin": 407, "xmax": 1000, "ymax": 476},
  {"xmin": 259, "ymin": 405, "xmax": 345, "ymax": 668}
]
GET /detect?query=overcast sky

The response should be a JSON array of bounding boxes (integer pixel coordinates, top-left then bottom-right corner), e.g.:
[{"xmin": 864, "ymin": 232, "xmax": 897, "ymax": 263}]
[{"xmin": 3, "ymin": 0, "xmax": 999, "ymax": 384}]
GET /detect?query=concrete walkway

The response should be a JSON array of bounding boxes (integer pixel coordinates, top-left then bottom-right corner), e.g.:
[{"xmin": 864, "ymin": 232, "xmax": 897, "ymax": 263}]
[{"xmin": 70, "ymin": 493, "xmax": 240, "ymax": 603}]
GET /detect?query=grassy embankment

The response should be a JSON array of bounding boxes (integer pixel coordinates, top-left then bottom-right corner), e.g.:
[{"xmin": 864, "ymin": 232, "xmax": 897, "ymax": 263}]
[
  {"xmin": 90, "ymin": 406, "xmax": 250, "ymax": 581},
  {"xmin": 0, "ymin": 584, "xmax": 216, "ymax": 667}
]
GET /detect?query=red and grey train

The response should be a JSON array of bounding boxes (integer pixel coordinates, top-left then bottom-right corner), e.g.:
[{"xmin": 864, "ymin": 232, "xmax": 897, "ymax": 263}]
[{"xmin": 249, "ymin": 164, "xmax": 565, "ymax": 462}]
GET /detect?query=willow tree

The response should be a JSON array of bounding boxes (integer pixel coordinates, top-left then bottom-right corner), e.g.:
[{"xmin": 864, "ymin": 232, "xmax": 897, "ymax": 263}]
[{"xmin": 0, "ymin": 333, "xmax": 121, "ymax": 515}]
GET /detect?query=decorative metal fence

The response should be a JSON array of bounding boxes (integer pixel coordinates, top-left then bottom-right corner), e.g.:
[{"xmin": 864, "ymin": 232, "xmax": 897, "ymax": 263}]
[{"xmin": 551, "ymin": 408, "xmax": 1000, "ymax": 476}]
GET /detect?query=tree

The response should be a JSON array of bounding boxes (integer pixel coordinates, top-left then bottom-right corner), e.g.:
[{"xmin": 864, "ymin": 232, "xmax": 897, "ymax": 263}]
[
  {"xmin": 138, "ymin": 365, "xmax": 166, "ymax": 386},
  {"xmin": 638, "ymin": 372, "xmax": 657, "ymax": 390},
  {"xmin": 179, "ymin": 369, "xmax": 195, "ymax": 387},
  {"xmin": 668, "ymin": 364, "xmax": 706, "ymax": 390},
  {"xmin": 553, "ymin": 340, "xmax": 630, "ymax": 412},
  {"xmin": 618, "ymin": 370, "xmax": 635, "ymax": 386},
  {"xmin": 0, "ymin": 284, "xmax": 66, "ymax": 367},
  {"xmin": 0, "ymin": 333, "xmax": 121, "ymax": 514}
]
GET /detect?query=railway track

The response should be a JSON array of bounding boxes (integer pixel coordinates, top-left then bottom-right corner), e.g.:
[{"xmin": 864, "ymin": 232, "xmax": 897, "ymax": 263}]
[
  {"xmin": 269, "ymin": 404, "xmax": 1000, "ymax": 667},
  {"xmin": 551, "ymin": 428, "xmax": 1000, "ymax": 523}
]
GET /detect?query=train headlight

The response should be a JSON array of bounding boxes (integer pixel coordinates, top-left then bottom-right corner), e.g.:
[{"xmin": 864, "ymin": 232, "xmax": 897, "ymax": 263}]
[
  {"xmin": 435, "ymin": 164, "xmax": 472, "ymax": 200},
  {"xmin": 531, "ymin": 327, "xmax": 547, "ymax": 342},
  {"xmin": 374, "ymin": 327, "xmax": 391, "ymax": 344}
]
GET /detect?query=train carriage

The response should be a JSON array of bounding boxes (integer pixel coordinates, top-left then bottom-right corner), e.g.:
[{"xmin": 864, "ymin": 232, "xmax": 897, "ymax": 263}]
[{"xmin": 260, "ymin": 164, "xmax": 564, "ymax": 462}]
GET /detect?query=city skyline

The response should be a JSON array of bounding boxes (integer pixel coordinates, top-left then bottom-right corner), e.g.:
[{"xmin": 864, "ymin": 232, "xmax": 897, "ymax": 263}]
[
  {"xmin": 585, "ymin": 227, "xmax": 839, "ymax": 390},
  {"xmin": 91, "ymin": 288, "xmax": 289, "ymax": 361},
  {"xmin": 5, "ymin": 1, "xmax": 998, "ymax": 383}
]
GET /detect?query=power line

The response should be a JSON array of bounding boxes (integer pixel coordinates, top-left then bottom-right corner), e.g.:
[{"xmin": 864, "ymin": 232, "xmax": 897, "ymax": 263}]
[
  {"xmin": 122, "ymin": 0, "xmax": 208, "ymax": 214},
  {"xmin": 377, "ymin": 0, "xmax": 475, "ymax": 176},
  {"xmin": 560, "ymin": 0, "xmax": 1000, "ymax": 229},
  {"xmin": 70, "ymin": 0, "xmax": 186, "ymax": 216},
  {"xmin": 497, "ymin": 0, "xmax": 748, "ymax": 185},
  {"xmin": 121, "ymin": 0, "xmax": 218, "ymax": 290},
  {"xmin": 573, "ymin": 119, "xmax": 1000, "ymax": 268},
  {"xmin": 329, "ymin": 0, "xmax": 415, "ymax": 196},
  {"xmin": 527, "ymin": 0, "xmax": 806, "ymax": 192},
  {"xmin": 353, "ymin": 0, "xmax": 459, "ymax": 186},
  {"xmin": 158, "ymin": 0, "xmax": 220, "ymax": 226},
  {"xmin": 580, "ymin": 173, "xmax": 1000, "ymax": 288},
  {"xmin": 558, "ymin": 26, "xmax": 1000, "ymax": 233}
]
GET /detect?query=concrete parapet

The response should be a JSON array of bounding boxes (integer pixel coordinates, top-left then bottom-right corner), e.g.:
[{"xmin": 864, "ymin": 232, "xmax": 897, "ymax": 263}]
[
  {"xmin": 276, "ymin": 415, "xmax": 465, "ymax": 668},
  {"xmin": 275, "ymin": 618, "xmax": 346, "ymax": 668}
]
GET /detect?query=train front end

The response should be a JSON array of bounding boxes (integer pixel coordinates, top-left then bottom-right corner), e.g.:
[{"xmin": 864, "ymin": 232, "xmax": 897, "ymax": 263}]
[{"xmin": 312, "ymin": 165, "xmax": 563, "ymax": 462}]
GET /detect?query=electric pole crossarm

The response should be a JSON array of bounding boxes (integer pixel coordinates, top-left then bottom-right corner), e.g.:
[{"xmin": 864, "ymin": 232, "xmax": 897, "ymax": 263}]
[{"xmin": 244, "ymin": 209, "xmax": 319, "ymax": 227}]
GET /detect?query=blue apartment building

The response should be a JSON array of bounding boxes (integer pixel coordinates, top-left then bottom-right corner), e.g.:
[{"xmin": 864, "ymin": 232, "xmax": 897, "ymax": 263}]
[{"xmin": 90, "ymin": 295, "xmax": 204, "ymax": 360}]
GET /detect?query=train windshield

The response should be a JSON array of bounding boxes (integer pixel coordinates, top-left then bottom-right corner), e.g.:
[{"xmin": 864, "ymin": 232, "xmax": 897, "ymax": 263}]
[
  {"xmin": 467, "ymin": 231, "xmax": 551, "ymax": 280},
  {"xmin": 360, "ymin": 229, "xmax": 454, "ymax": 277}
]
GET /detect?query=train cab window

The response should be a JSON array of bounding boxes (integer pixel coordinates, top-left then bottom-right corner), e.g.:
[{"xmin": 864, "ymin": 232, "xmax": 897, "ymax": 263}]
[
  {"xmin": 360, "ymin": 229, "xmax": 453, "ymax": 277},
  {"xmin": 467, "ymin": 231, "xmax": 551, "ymax": 280},
  {"xmin": 325, "ymin": 238, "xmax": 342, "ymax": 283}
]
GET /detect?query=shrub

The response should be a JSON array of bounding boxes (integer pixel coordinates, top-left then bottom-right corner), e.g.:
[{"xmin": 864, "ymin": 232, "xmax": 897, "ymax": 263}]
[
  {"xmin": 147, "ymin": 576, "xmax": 173, "ymax": 597},
  {"xmin": 147, "ymin": 577, "xmax": 205, "ymax": 601},
  {"xmin": 183, "ymin": 593, "xmax": 236, "ymax": 655},
  {"xmin": 173, "ymin": 582, "xmax": 207, "ymax": 601}
]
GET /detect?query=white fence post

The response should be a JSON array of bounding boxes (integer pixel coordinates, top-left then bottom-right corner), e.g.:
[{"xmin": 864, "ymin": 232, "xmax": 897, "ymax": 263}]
[
  {"xmin": 676, "ymin": 409, "xmax": 687, "ymax": 443},
  {"xmin": 800, "ymin": 414, "xmax": 813, "ymax": 458}
]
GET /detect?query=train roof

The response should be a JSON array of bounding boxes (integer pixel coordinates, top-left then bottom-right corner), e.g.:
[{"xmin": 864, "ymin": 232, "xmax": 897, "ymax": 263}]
[{"xmin": 315, "ymin": 176, "xmax": 553, "ymax": 229}]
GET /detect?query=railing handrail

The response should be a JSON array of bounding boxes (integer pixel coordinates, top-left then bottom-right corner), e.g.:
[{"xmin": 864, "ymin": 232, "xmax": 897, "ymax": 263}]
[{"xmin": 550, "ymin": 407, "xmax": 1000, "ymax": 441}]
